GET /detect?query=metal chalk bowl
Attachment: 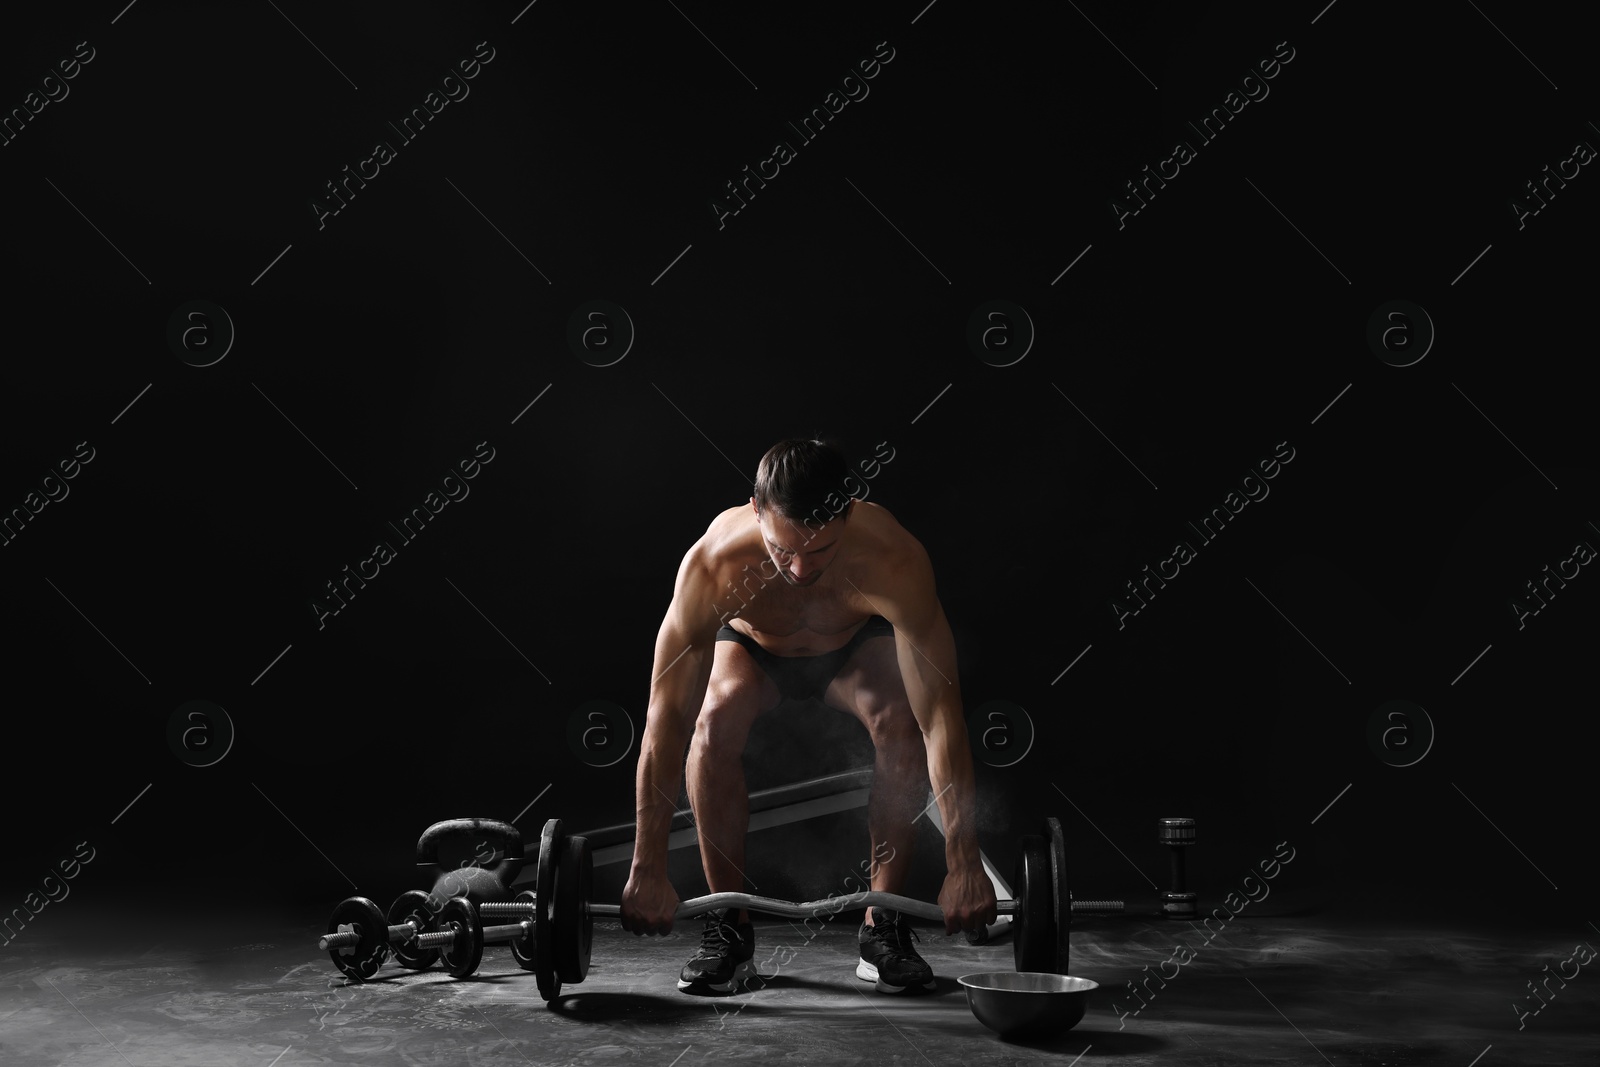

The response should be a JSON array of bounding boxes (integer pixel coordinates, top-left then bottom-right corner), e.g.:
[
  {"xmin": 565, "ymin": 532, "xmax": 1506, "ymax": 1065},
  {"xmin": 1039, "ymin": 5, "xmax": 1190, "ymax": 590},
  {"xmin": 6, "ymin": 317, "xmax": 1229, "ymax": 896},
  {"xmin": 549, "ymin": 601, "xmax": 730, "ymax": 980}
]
[{"xmin": 958, "ymin": 972, "xmax": 1098, "ymax": 1038}]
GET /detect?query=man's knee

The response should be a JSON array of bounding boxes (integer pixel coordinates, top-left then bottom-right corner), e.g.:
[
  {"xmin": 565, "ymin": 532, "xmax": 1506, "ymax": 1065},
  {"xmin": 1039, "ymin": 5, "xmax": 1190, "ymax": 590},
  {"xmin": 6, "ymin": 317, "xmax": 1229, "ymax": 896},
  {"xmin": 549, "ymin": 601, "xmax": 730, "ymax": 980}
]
[
  {"xmin": 690, "ymin": 697, "xmax": 757, "ymax": 762},
  {"xmin": 860, "ymin": 696, "xmax": 924, "ymax": 754}
]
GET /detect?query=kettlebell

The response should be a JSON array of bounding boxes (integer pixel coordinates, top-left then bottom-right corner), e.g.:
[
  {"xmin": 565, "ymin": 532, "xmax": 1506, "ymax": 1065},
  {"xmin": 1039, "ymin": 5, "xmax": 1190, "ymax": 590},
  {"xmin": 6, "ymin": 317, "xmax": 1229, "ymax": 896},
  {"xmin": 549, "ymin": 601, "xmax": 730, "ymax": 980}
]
[{"xmin": 416, "ymin": 817, "xmax": 525, "ymax": 907}]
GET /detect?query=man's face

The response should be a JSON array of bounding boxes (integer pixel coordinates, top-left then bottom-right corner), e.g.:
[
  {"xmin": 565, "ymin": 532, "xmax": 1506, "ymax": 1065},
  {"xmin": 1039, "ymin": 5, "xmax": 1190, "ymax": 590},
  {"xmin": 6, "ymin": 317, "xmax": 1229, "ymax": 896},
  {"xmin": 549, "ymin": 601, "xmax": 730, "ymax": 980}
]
[{"xmin": 755, "ymin": 505, "xmax": 844, "ymax": 587}]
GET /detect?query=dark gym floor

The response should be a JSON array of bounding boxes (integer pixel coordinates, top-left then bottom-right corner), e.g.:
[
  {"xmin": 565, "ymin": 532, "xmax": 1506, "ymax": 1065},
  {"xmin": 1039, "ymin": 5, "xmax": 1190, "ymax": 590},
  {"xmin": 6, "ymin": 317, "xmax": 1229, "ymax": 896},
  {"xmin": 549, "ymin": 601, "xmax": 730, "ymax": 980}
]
[{"xmin": 3, "ymin": 897, "xmax": 1595, "ymax": 1067}]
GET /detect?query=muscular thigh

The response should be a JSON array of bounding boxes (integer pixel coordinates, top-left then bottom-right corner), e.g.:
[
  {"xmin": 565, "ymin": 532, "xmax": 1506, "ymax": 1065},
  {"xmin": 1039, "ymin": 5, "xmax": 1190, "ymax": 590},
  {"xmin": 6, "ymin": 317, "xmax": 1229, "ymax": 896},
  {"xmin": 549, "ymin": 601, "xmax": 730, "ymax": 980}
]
[
  {"xmin": 822, "ymin": 634, "xmax": 915, "ymax": 733},
  {"xmin": 694, "ymin": 639, "xmax": 784, "ymax": 747}
]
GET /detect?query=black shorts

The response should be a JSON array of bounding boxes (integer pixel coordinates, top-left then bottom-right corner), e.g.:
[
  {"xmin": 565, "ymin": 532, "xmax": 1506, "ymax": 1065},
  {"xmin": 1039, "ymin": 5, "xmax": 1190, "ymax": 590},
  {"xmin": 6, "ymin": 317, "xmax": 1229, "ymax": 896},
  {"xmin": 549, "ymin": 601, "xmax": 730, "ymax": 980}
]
[{"xmin": 715, "ymin": 615, "xmax": 895, "ymax": 704}]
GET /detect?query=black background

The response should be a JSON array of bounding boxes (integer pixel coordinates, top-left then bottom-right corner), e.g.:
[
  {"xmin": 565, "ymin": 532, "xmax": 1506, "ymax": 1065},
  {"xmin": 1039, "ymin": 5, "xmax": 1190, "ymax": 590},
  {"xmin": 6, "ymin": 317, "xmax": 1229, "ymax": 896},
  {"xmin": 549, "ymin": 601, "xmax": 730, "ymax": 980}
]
[{"xmin": 0, "ymin": 1, "xmax": 1592, "ymax": 937}]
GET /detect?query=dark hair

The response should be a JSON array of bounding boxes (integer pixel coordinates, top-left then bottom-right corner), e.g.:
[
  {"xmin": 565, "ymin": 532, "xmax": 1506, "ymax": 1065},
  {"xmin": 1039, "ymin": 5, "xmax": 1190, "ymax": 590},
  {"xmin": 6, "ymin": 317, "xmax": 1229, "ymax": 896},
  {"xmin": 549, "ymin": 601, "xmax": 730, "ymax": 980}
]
[{"xmin": 752, "ymin": 437, "xmax": 852, "ymax": 526}]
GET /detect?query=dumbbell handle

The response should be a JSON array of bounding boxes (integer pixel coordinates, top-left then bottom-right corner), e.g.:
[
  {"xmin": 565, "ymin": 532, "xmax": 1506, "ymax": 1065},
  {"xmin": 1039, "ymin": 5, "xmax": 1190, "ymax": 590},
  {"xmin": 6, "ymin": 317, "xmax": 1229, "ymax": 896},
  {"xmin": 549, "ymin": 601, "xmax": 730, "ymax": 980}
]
[
  {"xmin": 319, "ymin": 920, "xmax": 419, "ymax": 952},
  {"xmin": 414, "ymin": 920, "xmax": 531, "ymax": 949},
  {"xmin": 318, "ymin": 915, "xmax": 539, "ymax": 953},
  {"xmin": 1073, "ymin": 900, "xmax": 1123, "ymax": 912}
]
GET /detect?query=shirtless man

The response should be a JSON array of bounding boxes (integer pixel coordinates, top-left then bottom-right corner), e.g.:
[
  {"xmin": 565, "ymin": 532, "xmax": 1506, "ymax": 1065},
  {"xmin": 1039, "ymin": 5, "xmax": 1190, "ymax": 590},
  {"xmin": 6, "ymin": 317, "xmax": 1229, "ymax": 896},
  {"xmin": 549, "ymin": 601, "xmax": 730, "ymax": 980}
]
[{"xmin": 619, "ymin": 437, "xmax": 997, "ymax": 994}]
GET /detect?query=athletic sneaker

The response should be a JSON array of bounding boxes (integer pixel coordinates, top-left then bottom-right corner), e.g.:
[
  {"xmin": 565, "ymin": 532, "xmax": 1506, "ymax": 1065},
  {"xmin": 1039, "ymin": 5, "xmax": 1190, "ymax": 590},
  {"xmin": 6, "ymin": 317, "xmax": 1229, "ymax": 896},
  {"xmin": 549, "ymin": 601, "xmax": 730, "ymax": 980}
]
[
  {"xmin": 677, "ymin": 908, "xmax": 756, "ymax": 994},
  {"xmin": 856, "ymin": 906, "xmax": 935, "ymax": 992}
]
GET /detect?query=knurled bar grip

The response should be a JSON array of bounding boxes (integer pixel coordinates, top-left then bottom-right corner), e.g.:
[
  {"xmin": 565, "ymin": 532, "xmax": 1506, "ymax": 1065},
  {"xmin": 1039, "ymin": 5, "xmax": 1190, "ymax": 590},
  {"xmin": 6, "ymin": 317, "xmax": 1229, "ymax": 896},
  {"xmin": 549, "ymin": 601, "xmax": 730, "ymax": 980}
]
[
  {"xmin": 414, "ymin": 921, "xmax": 530, "ymax": 948},
  {"xmin": 319, "ymin": 918, "xmax": 536, "ymax": 952},
  {"xmin": 319, "ymin": 921, "xmax": 417, "ymax": 951}
]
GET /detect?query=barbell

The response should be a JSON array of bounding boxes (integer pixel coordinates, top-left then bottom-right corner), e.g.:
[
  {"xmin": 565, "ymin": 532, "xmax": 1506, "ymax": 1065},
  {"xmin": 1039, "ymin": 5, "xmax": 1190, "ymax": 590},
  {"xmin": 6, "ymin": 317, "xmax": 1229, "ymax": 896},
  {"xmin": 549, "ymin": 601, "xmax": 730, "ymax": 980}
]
[
  {"xmin": 317, "ymin": 814, "xmax": 1125, "ymax": 992},
  {"xmin": 495, "ymin": 816, "xmax": 1078, "ymax": 1002}
]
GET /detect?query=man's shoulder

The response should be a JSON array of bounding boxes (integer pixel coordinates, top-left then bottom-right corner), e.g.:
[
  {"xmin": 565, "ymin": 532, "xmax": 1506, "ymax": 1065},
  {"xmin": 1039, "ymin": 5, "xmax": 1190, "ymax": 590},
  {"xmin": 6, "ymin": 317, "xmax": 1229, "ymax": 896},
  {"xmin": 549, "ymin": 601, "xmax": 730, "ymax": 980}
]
[
  {"xmin": 682, "ymin": 505, "xmax": 755, "ymax": 577},
  {"xmin": 701, "ymin": 504, "xmax": 753, "ymax": 552},
  {"xmin": 844, "ymin": 503, "xmax": 936, "ymax": 620},
  {"xmin": 849, "ymin": 500, "xmax": 922, "ymax": 563}
]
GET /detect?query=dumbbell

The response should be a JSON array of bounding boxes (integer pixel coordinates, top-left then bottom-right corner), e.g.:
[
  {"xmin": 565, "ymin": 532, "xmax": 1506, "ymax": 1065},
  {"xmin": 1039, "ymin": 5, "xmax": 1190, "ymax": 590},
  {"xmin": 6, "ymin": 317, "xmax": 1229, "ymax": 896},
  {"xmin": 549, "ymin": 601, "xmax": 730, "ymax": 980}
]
[
  {"xmin": 1158, "ymin": 817, "xmax": 1198, "ymax": 919},
  {"xmin": 319, "ymin": 818, "xmax": 526, "ymax": 981},
  {"xmin": 408, "ymin": 895, "xmax": 542, "ymax": 978},
  {"xmin": 320, "ymin": 890, "xmax": 541, "ymax": 980},
  {"xmin": 321, "ymin": 892, "xmax": 440, "ymax": 980}
]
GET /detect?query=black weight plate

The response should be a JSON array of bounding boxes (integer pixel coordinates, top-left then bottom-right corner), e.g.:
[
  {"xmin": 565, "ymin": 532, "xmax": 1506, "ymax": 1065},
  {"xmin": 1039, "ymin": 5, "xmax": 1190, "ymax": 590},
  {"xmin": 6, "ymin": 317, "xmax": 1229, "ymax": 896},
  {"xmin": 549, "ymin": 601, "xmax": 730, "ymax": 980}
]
[
  {"xmin": 575, "ymin": 838, "xmax": 592, "ymax": 980},
  {"xmin": 1046, "ymin": 817, "xmax": 1070, "ymax": 976},
  {"xmin": 438, "ymin": 896, "xmax": 484, "ymax": 979},
  {"xmin": 388, "ymin": 890, "xmax": 440, "ymax": 970},
  {"xmin": 327, "ymin": 896, "xmax": 388, "ymax": 981},
  {"xmin": 510, "ymin": 889, "xmax": 539, "ymax": 971},
  {"xmin": 1012, "ymin": 836, "xmax": 1056, "ymax": 973},
  {"xmin": 555, "ymin": 835, "xmax": 593, "ymax": 983},
  {"xmin": 536, "ymin": 819, "xmax": 563, "ymax": 1001}
]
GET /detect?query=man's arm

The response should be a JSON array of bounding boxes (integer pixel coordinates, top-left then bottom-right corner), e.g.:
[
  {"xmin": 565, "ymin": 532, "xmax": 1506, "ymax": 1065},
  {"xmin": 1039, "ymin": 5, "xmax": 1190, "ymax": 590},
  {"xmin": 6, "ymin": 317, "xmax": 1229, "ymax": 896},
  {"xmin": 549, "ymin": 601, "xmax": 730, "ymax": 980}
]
[
  {"xmin": 622, "ymin": 545, "xmax": 720, "ymax": 933},
  {"xmin": 869, "ymin": 538, "xmax": 996, "ymax": 933}
]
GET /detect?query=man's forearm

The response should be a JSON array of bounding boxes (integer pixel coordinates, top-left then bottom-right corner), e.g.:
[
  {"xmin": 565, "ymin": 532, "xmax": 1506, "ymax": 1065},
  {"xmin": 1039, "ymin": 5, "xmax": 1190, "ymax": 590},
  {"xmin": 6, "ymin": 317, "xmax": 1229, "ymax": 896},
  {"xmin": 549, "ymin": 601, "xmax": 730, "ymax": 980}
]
[
  {"xmin": 632, "ymin": 714, "xmax": 688, "ymax": 873},
  {"xmin": 924, "ymin": 708, "xmax": 982, "ymax": 869}
]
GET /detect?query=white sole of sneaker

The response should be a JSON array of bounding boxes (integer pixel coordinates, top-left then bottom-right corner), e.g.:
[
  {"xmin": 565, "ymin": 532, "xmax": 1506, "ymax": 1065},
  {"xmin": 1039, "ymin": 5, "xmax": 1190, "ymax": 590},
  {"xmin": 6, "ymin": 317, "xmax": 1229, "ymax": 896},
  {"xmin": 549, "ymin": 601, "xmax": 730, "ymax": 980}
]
[
  {"xmin": 855, "ymin": 958, "xmax": 936, "ymax": 993},
  {"xmin": 678, "ymin": 957, "xmax": 757, "ymax": 994}
]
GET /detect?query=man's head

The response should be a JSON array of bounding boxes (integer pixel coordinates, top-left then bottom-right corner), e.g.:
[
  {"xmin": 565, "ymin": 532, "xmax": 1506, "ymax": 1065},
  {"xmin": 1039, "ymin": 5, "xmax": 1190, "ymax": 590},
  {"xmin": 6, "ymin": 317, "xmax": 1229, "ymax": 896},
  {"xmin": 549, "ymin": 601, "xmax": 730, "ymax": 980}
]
[{"xmin": 751, "ymin": 437, "xmax": 854, "ymax": 586}]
